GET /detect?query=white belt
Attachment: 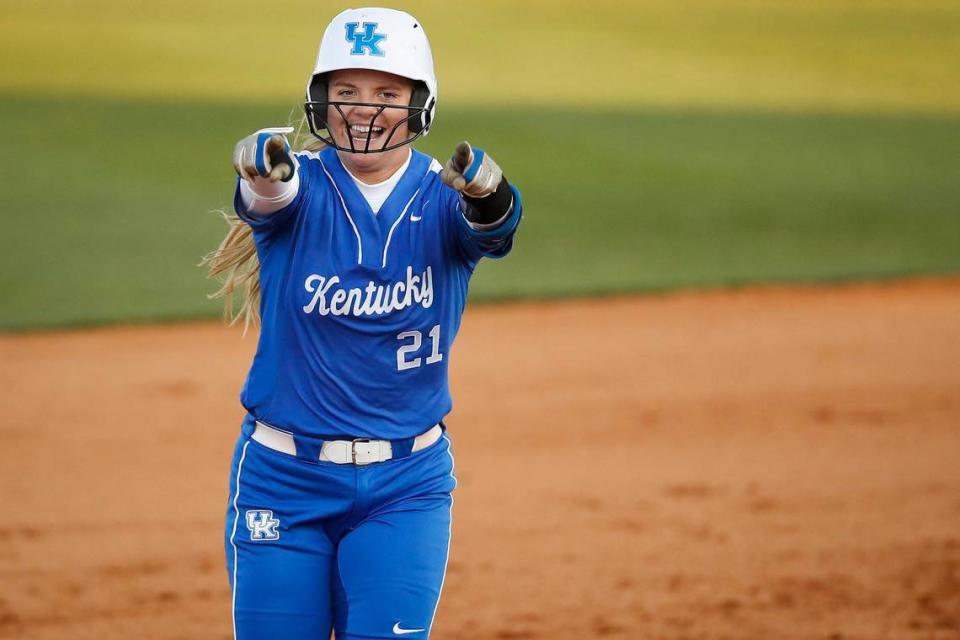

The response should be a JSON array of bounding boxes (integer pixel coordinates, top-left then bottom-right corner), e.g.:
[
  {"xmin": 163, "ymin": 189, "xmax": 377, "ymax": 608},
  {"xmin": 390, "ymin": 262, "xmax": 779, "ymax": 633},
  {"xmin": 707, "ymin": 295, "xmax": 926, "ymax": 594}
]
[{"xmin": 252, "ymin": 421, "xmax": 442, "ymax": 465}]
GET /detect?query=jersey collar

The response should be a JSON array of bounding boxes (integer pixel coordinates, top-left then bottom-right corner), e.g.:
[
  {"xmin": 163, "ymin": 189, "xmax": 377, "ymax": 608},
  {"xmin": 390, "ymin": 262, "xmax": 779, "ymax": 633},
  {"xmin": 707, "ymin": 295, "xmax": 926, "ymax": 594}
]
[{"xmin": 320, "ymin": 146, "xmax": 432, "ymax": 269}]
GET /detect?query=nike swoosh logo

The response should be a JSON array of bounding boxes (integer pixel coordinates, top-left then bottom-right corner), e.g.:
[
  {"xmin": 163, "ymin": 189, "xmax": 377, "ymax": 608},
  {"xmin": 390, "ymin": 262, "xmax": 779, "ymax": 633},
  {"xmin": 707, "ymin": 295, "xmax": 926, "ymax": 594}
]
[
  {"xmin": 410, "ymin": 200, "xmax": 430, "ymax": 222},
  {"xmin": 393, "ymin": 622, "xmax": 425, "ymax": 635}
]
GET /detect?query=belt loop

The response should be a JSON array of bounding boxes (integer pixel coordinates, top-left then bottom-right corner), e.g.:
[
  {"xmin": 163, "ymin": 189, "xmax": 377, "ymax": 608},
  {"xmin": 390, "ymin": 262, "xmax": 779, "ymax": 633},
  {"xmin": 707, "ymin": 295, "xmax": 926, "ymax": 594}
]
[
  {"xmin": 294, "ymin": 435, "xmax": 322, "ymax": 462},
  {"xmin": 241, "ymin": 415, "xmax": 256, "ymax": 439},
  {"xmin": 390, "ymin": 436, "xmax": 416, "ymax": 460}
]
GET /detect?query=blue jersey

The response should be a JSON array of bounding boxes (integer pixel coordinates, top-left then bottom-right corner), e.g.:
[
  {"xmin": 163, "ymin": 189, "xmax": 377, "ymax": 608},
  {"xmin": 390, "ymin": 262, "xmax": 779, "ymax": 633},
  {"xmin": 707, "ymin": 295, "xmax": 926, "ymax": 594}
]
[{"xmin": 233, "ymin": 147, "xmax": 522, "ymax": 440}]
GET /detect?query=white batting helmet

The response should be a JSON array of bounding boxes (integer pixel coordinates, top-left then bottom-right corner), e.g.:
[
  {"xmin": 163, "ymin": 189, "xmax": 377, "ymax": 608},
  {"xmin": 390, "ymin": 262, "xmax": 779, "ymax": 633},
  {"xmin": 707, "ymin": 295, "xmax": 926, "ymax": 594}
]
[{"xmin": 304, "ymin": 7, "xmax": 438, "ymax": 151}]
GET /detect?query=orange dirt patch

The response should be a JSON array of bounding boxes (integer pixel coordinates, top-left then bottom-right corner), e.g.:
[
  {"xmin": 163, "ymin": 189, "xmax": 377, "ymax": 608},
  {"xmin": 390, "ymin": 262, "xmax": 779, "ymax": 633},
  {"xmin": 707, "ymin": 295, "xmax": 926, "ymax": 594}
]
[{"xmin": 1, "ymin": 279, "xmax": 959, "ymax": 640}]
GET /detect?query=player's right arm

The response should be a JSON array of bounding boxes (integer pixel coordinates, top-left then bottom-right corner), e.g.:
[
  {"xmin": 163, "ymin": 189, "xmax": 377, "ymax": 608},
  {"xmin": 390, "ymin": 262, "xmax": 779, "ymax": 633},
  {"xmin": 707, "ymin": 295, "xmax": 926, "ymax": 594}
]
[{"xmin": 233, "ymin": 127, "xmax": 301, "ymax": 215}]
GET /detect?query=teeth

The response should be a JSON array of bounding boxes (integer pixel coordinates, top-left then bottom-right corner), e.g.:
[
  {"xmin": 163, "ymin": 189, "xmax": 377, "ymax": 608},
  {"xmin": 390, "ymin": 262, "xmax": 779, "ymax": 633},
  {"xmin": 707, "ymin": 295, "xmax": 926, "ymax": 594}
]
[{"xmin": 350, "ymin": 124, "xmax": 384, "ymax": 134}]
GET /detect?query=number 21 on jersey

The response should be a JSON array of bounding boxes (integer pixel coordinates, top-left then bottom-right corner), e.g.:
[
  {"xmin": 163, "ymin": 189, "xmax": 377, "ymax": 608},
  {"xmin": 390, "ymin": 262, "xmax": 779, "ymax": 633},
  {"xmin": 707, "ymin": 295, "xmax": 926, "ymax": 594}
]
[{"xmin": 396, "ymin": 325, "xmax": 443, "ymax": 371}]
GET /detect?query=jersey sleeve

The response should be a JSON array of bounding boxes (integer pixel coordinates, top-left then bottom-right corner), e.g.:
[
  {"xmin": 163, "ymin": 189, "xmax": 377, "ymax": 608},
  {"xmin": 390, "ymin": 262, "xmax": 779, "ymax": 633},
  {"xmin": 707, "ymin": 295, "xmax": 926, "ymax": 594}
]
[{"xmin": 445, "ymin": 182, "xmax": 523, "ymax": 265}]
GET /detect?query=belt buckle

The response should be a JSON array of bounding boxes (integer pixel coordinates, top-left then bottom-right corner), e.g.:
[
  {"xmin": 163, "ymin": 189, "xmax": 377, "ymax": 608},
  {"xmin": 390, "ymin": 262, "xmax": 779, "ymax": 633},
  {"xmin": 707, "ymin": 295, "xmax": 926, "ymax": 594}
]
[{"xmin": 351, "ymin": 438, "xmax": 374, "ymax": 465}]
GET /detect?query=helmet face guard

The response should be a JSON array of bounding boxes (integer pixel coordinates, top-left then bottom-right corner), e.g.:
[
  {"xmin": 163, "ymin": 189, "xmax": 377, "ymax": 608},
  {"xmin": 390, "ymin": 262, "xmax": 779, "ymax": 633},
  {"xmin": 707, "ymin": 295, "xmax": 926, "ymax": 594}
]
[
  {"xmin": 304, "ymin": 101, "xmax": 424, "ymax": 154},
  {"xmin": 304, "ymin": 77, "xmax": 435, "ymax": 154}
]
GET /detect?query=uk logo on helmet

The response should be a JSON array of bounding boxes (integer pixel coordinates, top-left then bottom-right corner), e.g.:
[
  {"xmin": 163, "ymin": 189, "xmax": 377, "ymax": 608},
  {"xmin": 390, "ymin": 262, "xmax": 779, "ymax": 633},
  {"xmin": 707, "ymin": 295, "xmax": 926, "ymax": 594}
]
[{"xmin": 345, "ymin": 22, "xmax": 386, "ymax": 57}]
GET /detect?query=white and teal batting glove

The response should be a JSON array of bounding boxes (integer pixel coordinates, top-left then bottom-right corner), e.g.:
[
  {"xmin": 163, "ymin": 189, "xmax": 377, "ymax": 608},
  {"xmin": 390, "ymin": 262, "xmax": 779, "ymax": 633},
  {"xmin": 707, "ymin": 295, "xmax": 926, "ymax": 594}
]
[
  {"xmin": 441, "ymin": 141, "xmax": 503, "ymax": 198},
  {"xmin": 233, "ymin": 127, "xmax": 297, "ymax": 183}
]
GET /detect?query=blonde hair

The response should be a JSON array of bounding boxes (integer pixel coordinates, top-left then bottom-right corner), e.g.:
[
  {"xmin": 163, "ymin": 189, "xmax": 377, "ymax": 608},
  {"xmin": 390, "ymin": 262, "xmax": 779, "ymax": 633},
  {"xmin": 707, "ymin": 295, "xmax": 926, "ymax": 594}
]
[{"xmin": 202, "ymin": 116, "xmax": 325, "ymax": 332}]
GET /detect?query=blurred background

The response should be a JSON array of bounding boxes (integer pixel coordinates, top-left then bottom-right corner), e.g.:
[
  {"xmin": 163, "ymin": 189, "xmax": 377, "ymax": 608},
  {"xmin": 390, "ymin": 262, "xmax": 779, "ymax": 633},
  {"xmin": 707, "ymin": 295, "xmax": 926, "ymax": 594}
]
[
  {"xmin": 1, "ymin": 0, "xmax": 958, "ymax": 330},
  {"xmin": 2, "ymin": 3, "xmax": 960, "ymax": 640}
]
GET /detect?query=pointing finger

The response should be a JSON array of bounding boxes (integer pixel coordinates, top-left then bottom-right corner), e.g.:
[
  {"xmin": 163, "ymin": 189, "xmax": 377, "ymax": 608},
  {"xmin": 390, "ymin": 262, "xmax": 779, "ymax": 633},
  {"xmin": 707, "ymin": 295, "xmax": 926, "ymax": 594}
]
[
  {"xmin": 265, "ymin": 134, "xmax": 288, "ymax": 156},
  {"xmin": 453, "ymin": 141, "xmax": 472, "ymax": 171}
]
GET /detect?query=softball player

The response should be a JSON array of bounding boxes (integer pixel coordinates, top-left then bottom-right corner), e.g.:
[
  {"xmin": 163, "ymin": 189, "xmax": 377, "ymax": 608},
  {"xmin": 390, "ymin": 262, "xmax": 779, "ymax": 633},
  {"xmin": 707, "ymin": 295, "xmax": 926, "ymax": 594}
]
[{"xmin": 215, "ymin": 7, "xmax": 522, "ymax": 640}]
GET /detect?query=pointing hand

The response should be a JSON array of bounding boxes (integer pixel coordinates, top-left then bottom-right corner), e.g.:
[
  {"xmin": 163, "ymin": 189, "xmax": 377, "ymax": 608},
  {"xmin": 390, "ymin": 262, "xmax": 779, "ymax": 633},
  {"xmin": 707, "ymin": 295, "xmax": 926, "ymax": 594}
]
[{"xmin": 233, "ymin": 127, "xmax": 297, "ymax": 183}]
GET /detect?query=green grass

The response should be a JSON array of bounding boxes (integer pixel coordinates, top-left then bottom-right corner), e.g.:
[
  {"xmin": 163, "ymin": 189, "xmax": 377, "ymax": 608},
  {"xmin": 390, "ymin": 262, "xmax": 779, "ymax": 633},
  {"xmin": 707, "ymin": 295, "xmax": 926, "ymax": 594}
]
[
  {"xmin": 1, "ymin": 96, "xmax": 958, "ymax": 331},
  {"xmin": 1, "ymin": 1, "xmax": 958, "ymax": 330},
  {"xmin": 1, "ymin": 1, "xmax": 958, "ymax": 113}
]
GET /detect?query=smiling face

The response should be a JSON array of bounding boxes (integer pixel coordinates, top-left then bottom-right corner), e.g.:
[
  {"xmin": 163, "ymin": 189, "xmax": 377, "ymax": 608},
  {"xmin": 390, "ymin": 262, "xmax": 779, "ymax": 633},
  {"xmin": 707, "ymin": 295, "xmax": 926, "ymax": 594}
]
[{"xmin": 327, "ymin": 68, "xmax": 416, "ymax": 183}]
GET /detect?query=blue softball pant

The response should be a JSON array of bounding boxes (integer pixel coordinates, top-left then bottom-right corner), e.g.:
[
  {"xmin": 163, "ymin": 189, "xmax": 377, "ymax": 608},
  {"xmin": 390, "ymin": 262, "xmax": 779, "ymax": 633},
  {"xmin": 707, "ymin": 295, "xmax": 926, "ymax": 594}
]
[{"xmin": 224, "ymin": 415, "xmax": 457, "ymax": 640}]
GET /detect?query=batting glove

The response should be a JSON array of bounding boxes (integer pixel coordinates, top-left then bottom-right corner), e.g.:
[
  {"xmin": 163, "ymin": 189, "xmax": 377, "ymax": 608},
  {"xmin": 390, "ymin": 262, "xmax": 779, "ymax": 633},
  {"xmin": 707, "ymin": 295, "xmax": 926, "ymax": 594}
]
[
  {"xmin": 441, "ymin": 141, "xmax": 503, "ymax": 198},
  {"xmin": 233, "ymin": 127, "xmax": 297, "ymax": 183}
]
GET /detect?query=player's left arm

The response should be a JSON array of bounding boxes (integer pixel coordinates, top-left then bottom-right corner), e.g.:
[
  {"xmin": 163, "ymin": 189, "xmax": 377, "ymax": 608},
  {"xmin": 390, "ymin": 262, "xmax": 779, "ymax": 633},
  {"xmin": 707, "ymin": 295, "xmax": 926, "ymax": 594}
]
[{"xmin": 441, "ymin": 141, "xmax": 522, "ymax": 256}]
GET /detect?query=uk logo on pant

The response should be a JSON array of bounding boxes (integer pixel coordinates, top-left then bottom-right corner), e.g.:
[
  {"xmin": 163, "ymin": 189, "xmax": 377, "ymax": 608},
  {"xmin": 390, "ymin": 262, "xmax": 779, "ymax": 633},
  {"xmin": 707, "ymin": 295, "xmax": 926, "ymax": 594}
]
[{"xmin": 246, "ymin": 510, "xmax": 280, "ymax": 541}]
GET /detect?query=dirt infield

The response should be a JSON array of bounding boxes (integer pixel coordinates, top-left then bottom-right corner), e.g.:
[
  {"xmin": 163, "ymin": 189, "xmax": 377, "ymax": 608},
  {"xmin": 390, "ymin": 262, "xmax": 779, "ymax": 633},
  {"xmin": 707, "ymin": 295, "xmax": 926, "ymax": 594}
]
[{"xmin": 1, "ymin": 279, "xmax": 959, "ymax": 640}]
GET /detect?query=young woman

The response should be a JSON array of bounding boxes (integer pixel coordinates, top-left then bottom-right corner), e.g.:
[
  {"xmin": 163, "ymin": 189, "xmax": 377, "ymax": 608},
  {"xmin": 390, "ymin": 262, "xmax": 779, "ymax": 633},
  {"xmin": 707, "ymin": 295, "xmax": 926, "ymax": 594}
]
[{"xmin": 206, "ymin": 7, "xmax": 523, "ymax": 639}]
